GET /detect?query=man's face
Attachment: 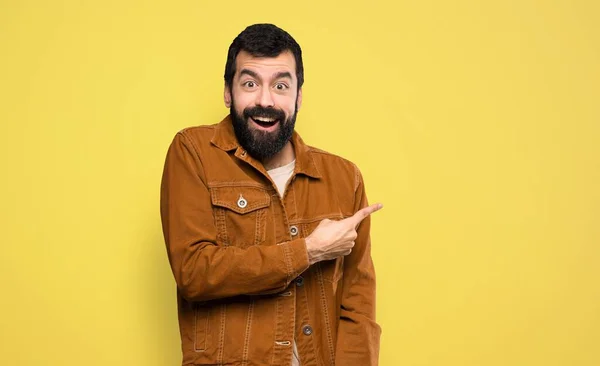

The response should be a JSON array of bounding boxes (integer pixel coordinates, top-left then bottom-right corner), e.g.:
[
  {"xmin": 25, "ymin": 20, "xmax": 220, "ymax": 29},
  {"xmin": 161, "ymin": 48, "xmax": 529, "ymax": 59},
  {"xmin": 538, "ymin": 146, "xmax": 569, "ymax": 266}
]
[{"xmin": 225, "ymin": 50, "xmax": 302, "ymax": 161}]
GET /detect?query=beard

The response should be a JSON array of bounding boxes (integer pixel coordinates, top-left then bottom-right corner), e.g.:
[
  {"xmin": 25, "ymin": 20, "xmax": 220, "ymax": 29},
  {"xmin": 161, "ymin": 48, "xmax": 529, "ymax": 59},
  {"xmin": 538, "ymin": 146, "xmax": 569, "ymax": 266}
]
[{"xmin": 230, "ymin": 98, "xmax": 298, "ymax": 161}]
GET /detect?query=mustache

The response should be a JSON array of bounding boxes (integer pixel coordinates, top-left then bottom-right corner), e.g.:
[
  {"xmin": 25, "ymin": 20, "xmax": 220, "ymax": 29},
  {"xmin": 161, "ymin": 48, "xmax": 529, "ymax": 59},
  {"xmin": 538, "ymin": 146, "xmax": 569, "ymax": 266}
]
[{"xmin": 243, "ymin": 106, "xmax": 286, "ymax": 121}]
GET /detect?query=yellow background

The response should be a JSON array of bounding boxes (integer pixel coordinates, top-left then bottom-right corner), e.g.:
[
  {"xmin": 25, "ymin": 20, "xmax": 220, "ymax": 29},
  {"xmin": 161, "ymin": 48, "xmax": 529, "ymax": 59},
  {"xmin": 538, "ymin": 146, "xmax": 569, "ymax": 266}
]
[{"xmin": 1, "ymin": 1, "xmax": 599, "ymax": 365}]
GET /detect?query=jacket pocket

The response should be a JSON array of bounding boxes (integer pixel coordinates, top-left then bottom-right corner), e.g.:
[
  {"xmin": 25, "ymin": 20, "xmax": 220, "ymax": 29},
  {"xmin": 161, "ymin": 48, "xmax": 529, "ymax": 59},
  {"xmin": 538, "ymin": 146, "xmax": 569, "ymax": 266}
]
[
  {"xmin": 194, "ymin": 303, "xmax": 210, "ymax": 352},
  {"xmin": 210, "ymin": 185, "xmax": 271, "ymax": 248}
]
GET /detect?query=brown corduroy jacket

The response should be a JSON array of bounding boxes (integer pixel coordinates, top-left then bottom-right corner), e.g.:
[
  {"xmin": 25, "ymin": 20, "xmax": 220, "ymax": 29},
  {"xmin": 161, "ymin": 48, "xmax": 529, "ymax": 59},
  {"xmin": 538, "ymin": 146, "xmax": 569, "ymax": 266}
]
[{"xmin": 160, "ymin": 116, "xmax": 380, "ymax": 365}]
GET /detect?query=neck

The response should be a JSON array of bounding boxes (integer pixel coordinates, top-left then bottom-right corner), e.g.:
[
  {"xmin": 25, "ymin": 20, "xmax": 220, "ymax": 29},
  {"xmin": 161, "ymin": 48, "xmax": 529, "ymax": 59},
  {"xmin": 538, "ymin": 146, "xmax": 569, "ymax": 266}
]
[{"xmin": 262, "ymin": 141, "xmax": 295, "ymax": 170}]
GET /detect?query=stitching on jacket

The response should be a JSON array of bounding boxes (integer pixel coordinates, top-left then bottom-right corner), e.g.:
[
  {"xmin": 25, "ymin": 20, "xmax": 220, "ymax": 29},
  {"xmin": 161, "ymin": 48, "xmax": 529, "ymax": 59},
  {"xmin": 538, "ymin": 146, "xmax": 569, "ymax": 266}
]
[
  {"xmin": 317, "ymin": 264, "xmax": 336, "ymax": 365},
  {"xmin": 241, "ymin": 300, "xmax": 254, "ymax": 365},
  {"xmin": 207, "ymin": 180, "xmax": 268, "ymax": 189},
  {"xmin": 212, "ymin": 198, "xmax": 270, "ymax": 212},
  {"xmin": 291, "ymin": 184, "xmax": 299, "ymax": 220},
  {"xmin": 254, "ymin": 209, "xmax": 266, "ymax": 245},
  {"xmin": 254, "ymin": 209, "xmax": 260, "ymax": 246},
  {"xmin": 270, "ymin": 204, "xmax": 277, "ymax": 244},
  {"xmin": 306, "ymin": 145, "xmax": 334, "ymax": 155},
  {"xmin": 179, "ymin": 130, "xmax": 206, "ymax": 174},
  {"xmin": 193, "ymin": 305, "xmax": 208, "ymax": 352},
  {"xmin": 291, "ymin": 213, "xmax": 344, "ymax": 225},
  {"xmin": 353, "ymin": 162, "xmax": 361, "ymax": 193},
  {"xmin": 282, "ymin": 243, "xmax": 292, "ymax": 283},
  {"xmin": 215, "ymin": 207, "xmax": 229, "ymax": 246},
  {"xmin": 271, "ymin": 298, "xmax": 282, "ymax": 365},
  {"xmin": 297, "ymin": 280, "xmax": 320, "ymax": 365},
  {"xmin": 217, "ymin": 303, "xmax": 227, "ymax": 364},
  {"xmin": 210, "ymin": 187, "xmax": 270, "ymax": 213}
]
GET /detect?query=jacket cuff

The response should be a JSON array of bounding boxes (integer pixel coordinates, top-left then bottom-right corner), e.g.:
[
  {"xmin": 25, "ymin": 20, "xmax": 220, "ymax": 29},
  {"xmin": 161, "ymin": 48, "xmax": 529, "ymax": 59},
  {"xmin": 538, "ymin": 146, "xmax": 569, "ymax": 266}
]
[{"xmin": 281, "ymin": 238, "xmax": 310, "ymax": 281}]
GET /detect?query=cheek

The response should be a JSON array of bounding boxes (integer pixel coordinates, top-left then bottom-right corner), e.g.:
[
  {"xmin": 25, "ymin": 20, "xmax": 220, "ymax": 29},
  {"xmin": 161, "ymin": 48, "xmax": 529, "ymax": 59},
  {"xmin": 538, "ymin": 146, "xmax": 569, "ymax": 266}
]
[
  {"xmin": 276, "ymin": 95, "xmax": 297, "ymax": 115},
  {"xmin": 233, "ymin": 98, "xmax": 250, "ymax": 115},
  {"xmin": 287, "ymin": 102, "xmax": 298, "ymax": 117},
  {"xmin": 231, "ymin": 89, "xmax": 253, "ymax": 112}
]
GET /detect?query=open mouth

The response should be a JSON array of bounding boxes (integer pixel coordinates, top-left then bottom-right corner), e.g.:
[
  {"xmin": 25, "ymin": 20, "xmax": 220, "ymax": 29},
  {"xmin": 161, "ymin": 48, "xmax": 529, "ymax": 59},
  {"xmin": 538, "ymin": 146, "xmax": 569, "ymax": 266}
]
[{"xmin": 250, "ymin": 117, "xmax": 280, "ymax": 129}]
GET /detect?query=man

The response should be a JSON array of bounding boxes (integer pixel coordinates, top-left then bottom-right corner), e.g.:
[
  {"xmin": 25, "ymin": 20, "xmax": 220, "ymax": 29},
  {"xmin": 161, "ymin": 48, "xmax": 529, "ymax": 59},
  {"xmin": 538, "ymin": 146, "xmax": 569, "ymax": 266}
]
[{"xmin": 160, "ymin": 23, "xmax": 382, "ymax": 366}]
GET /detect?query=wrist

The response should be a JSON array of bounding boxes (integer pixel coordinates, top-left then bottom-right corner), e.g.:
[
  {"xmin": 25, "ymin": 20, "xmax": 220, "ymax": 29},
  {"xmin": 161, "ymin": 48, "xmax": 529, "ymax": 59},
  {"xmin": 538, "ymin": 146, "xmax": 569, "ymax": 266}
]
[{"xmin": 305, "ymin": 237, "xmax": 317, "ymax": 265}]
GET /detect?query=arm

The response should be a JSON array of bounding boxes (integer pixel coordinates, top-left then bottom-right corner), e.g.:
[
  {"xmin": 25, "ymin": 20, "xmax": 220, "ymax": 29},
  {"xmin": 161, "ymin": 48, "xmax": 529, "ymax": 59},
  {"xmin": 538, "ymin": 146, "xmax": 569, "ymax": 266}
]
[
  {"xmin": 160, "ymin": 131, "xmax": 309, "ymax": 303},
  {"xmin": 334, "ymin": 167, "xmax": 382, "ymax": 365}
]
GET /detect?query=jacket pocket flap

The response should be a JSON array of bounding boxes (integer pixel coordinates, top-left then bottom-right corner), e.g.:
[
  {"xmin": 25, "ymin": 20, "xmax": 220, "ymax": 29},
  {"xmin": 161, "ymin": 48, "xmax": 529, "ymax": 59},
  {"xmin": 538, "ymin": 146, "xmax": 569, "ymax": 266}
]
[{"xmin": 210, "ymin": 186, "xmax": 271, "ymax": 214}]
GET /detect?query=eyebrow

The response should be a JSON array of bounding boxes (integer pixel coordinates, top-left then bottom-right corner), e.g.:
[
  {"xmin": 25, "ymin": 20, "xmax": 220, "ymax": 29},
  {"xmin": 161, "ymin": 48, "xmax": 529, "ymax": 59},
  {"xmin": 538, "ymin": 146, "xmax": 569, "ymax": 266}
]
[
  {"xmin": 239, "ymin": 69, "xmax": 259, "ymax": 79},
  {"xmin": 273, "ymin": 71, "xmax": 292, "ymax": 81},
  {"xmin": 239, "ymin": 69, "xmax": 293, "ymax": 81}
]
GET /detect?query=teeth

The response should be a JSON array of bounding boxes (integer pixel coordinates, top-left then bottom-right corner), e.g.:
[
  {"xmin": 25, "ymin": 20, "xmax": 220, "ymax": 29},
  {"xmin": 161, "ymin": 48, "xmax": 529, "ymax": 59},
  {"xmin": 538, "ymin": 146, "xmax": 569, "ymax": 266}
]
[{"xmin": 253, "ymin": 117, "xmax": 276, "ymax": 123}]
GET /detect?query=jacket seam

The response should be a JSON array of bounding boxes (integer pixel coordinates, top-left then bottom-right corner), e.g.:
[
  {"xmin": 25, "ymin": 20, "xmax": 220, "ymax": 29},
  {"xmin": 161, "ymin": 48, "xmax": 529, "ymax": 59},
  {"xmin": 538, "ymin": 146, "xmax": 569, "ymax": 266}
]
[
  {"xmin": 352, "ymin": 162, "xmax": 361, "ymax": 193},
  {"xmin": 178, "ymin": 130, "xmax": 205, "ymax": 170},
  {"xmin": 208, "ymin": 181, "xmax": 268, "ymax": 189},
  {"xmin": 282, "ymin": 243, "xmax": 293, "ymax": 284},
  {"xmin": 290, "ymin": 213, "xmax": 344, "ymax": 225},
  {"xmin": 217, "ymin": 303, "xmax": 227, "ymax": 364},
  {"xmin": 241, "ymin": 300, "xmax": 254, "ymax": 365},
  {"xmin": 317, "ymin": 263, "xmax": 336, "ymax": 365}
]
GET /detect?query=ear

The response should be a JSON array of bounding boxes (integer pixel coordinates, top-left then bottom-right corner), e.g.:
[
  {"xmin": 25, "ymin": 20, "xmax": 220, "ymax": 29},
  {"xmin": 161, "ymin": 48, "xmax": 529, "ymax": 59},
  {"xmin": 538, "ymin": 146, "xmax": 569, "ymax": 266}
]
[
  {"xmin": 224, "ymin": 84, "xmax": 232, "ymax": 108},
  {"xmin": 296, "ymin": 88, "xmax": 303, "ymax": 110}
]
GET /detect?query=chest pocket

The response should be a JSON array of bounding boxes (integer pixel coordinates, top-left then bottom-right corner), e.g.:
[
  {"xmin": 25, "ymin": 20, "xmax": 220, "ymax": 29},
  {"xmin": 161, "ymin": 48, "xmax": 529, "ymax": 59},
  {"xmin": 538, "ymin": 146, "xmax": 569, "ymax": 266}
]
[{"xmin": 210, "ymin": 185, "xmax": 271, "ymax": 248}]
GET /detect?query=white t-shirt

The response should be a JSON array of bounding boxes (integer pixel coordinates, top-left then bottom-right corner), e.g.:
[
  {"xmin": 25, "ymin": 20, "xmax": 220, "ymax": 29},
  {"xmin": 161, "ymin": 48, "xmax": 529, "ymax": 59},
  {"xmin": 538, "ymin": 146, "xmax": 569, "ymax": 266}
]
[
  {"xmin": 267, "ymin": 159, "xmax": 295, "ymax": 197},
  {"xmin": 267, "ymin": 160, "xmax": 301, "ymax": 366}
]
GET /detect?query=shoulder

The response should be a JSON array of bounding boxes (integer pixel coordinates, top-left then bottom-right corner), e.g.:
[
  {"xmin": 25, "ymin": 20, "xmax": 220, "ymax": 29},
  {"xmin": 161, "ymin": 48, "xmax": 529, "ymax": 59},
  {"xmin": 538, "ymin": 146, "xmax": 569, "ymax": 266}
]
[
  {"xmin": 177, "ymin": 124, "xmax": 217, "ymax": 142},
  {"xmin": 167, "ymin": 124, "xmax": 218, "ymax": 152},
  {"xmin": 306, "ymin": 145, "xmax": 363, "ymax": 190}
]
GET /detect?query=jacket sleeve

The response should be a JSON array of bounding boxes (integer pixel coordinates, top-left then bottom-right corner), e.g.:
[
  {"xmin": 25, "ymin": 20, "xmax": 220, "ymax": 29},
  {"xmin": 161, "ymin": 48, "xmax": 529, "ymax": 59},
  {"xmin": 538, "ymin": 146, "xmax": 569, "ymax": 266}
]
[
  {"xmin": 160, "ymin": 131, "xmax": 310, "ymax": 303},
  {"xmin": 334, "ymin": 166, "xmax": 382, "ymax": 365}
]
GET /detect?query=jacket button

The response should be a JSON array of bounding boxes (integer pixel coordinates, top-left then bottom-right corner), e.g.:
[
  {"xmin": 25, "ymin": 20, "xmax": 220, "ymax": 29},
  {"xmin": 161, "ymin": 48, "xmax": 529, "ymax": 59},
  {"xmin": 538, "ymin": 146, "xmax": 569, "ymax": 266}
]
[
  {"xmin": 295, "ymin": 276, "xmax": 304, "ymax": 287},
  {"xmin": 237, "ymin": 195, "xmax": 248, "ymax": 209},
  {"xmin": 290, "ymin": 225, "xmax": 299, "ymax": 236},
  {"xmin": 302, "ymin": 325, "xmax": 313, "ymax": 336}
]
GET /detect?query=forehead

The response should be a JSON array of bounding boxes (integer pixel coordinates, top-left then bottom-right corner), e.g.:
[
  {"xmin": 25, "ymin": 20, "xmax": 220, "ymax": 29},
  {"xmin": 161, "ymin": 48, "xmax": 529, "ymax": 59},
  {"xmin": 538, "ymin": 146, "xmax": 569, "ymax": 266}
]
[{"xmin": 235, "ymin": 50, "xmax": 296, "ymax": 80}]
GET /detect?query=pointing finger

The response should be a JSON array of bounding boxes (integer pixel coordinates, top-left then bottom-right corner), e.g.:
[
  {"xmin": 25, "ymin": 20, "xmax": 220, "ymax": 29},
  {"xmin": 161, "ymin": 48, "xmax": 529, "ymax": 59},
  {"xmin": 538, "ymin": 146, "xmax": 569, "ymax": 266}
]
[{"xmin": 349, "ymin": 203, "xmax": 383, "ymax": 227}]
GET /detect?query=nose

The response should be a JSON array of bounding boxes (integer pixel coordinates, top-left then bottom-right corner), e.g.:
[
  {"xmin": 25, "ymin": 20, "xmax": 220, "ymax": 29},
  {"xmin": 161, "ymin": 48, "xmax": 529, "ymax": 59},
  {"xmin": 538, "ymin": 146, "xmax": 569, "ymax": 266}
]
[{"xmin": 256, "ymin": 86, "xmax": 275, "ymax": 107}]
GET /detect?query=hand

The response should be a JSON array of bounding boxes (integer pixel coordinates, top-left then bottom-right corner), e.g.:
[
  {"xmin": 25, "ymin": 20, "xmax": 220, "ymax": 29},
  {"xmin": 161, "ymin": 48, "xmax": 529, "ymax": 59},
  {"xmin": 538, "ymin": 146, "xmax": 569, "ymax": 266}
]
[{"xmin": 305, "ymin": 203, "xmax": 383, "ymax": 265}]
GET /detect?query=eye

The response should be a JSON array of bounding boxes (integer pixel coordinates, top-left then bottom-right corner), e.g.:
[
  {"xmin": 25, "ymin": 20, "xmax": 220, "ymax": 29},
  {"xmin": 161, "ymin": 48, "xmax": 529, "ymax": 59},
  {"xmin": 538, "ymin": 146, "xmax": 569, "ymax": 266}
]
[
  {"xmin": 243, "ymin": 81, "xmax": 257, "ymax": 88},
  {"xmin": 274, "ymin": 82, "xmax": 289, "ymax": 90}
]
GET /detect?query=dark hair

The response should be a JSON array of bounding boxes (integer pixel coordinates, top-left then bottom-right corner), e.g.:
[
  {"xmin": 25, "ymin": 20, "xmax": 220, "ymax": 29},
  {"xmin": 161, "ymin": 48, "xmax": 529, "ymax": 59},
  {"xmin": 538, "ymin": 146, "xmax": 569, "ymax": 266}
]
[{"xmin": 224, "ymin": 23, "xmax": 304, "ymax": 90}]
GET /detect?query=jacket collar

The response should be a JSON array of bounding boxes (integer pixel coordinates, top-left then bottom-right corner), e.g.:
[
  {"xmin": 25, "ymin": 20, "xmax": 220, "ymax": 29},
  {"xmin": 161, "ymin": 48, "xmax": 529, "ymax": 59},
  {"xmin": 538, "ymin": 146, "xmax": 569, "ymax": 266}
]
[{"xmin": 211, "ymin": 115, "xmax": 322, "ymax": 179}]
